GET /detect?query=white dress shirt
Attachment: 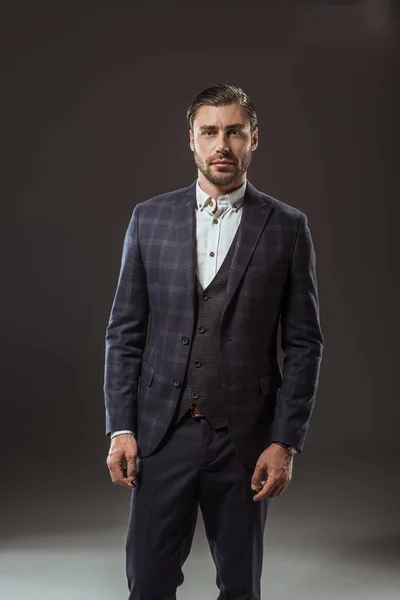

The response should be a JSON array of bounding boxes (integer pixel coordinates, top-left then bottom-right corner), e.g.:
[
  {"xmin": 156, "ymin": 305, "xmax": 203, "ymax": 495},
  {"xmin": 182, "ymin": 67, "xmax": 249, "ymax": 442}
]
[{"xmin": 110, "ymin": 178, "xmax": 247, "ymax": 439}]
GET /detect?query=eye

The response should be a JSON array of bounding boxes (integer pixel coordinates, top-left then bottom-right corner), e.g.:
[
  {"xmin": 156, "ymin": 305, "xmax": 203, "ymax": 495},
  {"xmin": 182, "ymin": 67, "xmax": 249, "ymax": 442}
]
[
  {"xmin": 229, "ymin": 130, "xmax": 241, "ymax": 136},
  {"xmin": 202, "ymin": 131, "xmax": 215, "ymax": 136}
]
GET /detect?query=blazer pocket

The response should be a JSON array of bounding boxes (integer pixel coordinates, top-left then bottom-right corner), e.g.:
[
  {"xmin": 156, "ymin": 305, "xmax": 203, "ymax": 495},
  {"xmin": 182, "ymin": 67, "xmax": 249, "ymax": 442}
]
[
  {"xmin": 259, "ymin": 374, "xmax": 281, "ymax": 396},
  {"xmin": 248, "ymin": 263, "xmax": 286, "ymax": 275},
  {"xmin": 141, "ymin": 361, "xmax": 155, "ymax": 387},
  {"xmin": 259, "ymin": 375, "xmax": 273, "ymax": 396}
]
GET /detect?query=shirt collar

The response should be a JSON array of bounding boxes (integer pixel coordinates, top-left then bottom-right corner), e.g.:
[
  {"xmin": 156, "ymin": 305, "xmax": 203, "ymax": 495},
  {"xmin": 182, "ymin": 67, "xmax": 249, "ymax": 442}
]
[{"xmin": 196, "ymin": 179, "xmax": 247, "ymax": 212}]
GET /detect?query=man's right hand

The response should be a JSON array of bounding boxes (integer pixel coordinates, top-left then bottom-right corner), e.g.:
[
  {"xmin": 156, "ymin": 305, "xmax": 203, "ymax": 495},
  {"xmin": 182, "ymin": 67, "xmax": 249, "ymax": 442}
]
[{"xmin": 106, "ymin": 434, "xmax": 138, "ymax": 489}]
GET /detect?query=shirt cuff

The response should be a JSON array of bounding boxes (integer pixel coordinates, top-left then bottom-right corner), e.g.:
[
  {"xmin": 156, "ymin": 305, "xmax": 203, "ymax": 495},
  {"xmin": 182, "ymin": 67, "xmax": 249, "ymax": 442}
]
[
  {"xmin": 110, "ymin": 430, "xmax": 135, "ymax": 439},
  {"xmin": 272, "ymin": 441, "xmax": 300, "ymax": 454}
]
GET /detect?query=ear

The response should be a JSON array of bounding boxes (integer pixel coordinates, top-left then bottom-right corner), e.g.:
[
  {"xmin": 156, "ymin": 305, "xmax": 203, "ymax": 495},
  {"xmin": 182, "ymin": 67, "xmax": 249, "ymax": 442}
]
[
  {"xmin": 252, "ymin": 128, "xmax": 259, "ymax": 151},
  {"xmin": 189, "ymin": 129, "xmax": 194, "ymax": 152}
]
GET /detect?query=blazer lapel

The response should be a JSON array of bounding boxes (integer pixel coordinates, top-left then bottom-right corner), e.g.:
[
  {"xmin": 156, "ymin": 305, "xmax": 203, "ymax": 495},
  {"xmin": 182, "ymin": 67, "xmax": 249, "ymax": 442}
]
[
  {"xmin": 171, "ymin": 181, "xmax": 198, "ymax": 315},
  {"xmin": 171, "ymin": 179, "xmax": 274, "ymax": 323},
  {"xmin": 221, "ymin": 181, "xmax": 274, "ymax": 322}
]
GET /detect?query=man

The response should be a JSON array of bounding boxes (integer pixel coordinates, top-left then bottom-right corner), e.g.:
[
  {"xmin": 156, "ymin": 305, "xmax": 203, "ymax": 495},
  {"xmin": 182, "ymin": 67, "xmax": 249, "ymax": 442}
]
[{"xmin": 104, "ymin": 83, "xmax": 324, "ymax": 599}]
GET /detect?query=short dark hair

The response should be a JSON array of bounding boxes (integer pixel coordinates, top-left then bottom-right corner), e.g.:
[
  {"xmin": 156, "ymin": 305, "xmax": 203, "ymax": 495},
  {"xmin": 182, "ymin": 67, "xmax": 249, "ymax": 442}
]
[{"xmin": 186, "ymin": 83, "xmax": 258, "ymax": 133}]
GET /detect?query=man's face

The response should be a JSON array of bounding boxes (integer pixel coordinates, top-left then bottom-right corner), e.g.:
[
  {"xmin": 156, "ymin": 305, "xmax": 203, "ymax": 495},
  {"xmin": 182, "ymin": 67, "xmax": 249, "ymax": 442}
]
[{"xmin": 189, "ymin": 103, "xmax": 258, "ymax": 188}]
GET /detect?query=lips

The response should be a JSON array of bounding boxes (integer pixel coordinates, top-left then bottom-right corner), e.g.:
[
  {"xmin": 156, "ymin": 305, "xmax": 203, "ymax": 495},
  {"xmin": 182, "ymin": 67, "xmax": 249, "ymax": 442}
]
[{"xmin": 212, "ymin": 161, "xmax": 234, "ymax": 165}]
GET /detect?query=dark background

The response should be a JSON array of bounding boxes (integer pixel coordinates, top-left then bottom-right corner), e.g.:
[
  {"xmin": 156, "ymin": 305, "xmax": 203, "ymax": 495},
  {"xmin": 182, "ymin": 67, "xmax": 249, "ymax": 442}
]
[{"xmin": 1, "ymin": 1, "xmax": 399, "ymax": 598}]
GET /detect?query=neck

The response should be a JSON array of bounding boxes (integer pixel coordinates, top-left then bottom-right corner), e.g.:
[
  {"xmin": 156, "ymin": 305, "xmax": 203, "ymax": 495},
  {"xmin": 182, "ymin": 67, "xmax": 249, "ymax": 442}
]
[{"xmin": 197, "ymin": 172, "xmax": 246, "ymax": 200}]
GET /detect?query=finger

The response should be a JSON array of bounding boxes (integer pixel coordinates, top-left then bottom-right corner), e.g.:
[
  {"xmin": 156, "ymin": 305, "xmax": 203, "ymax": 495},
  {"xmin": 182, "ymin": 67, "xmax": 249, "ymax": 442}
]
[
  {"xmin": 269, "ymin": 468, "xmax": 291, "ymax": 497},
  {"xmin": 266, "ymin": 469, "xmax": 291, "ymax": 498},
  {"xmin": 110, "ymin": 460, "xmax": 124, "ymax": 483},
  {"xmin": 114, "ymin": 469, "xmax": 136, "ymax": 489},
  {"xmin": 253, "ymin": 476, "xmax": 278, "ymax": 501},
  {"xmin": 269, "ymin": 481, "xmax": 287, "ymax": 498},
  {"xmin": 117, "ymin": 476, "xmax": 136, "ymax": 489},
  {"xmin": 251, "ymin": 464, "xmax": 265, "ymax": 490},
  {"xmin": 108, "ymin": 459, "xmax": 136, "ymax": 489},
  {"xmin": 126, "ymin": 456, "xmax": 137, "ymax": 485}
]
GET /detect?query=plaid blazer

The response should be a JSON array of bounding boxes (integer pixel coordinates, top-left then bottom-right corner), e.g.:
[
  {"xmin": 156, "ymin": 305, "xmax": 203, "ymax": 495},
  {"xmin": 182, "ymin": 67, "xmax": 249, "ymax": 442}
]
[{"xmin": 104, "ymin": 179, "xmax": 324, "ymax": 468}]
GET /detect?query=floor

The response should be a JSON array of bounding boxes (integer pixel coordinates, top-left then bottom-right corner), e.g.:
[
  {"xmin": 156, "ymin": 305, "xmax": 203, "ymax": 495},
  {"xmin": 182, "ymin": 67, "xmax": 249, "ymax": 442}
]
[{"xmin": 1, "ymin": 446, "xmax": 399, "ymax": 599}]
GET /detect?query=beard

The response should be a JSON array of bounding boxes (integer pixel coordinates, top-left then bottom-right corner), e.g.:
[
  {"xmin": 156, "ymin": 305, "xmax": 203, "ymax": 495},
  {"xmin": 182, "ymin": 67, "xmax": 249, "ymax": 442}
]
[{"xmin": 193, "ymin": 147, "xmax": 252, "ymax": 187}]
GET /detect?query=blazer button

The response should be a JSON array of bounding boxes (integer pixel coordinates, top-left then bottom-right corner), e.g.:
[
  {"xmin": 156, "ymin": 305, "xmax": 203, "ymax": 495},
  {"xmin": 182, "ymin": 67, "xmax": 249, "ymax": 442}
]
[
  {"xmin": 181, "ymin": 336, "xmax": 190, "ymax": 345},
  {"xmin": 198, "ymin": 326, "xmax": 205, "ymax": 333},
  {"xmin": 192, "ymin": 392, "xmax": 199, "ymax": 399},
  {"xmin": 173, "ymin": 379, "xmax": 181, "ymax": 388}
]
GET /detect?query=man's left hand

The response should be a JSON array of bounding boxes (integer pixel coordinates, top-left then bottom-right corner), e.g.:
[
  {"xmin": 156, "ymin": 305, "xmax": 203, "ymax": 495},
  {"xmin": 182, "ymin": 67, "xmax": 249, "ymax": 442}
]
[{"xmin": 251, "ymin": 443, "xmax": 293, "ymax": 501}]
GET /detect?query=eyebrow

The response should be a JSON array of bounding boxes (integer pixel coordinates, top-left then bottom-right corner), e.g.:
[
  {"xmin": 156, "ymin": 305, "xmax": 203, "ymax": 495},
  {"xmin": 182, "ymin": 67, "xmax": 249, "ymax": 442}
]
[{"xmin": 198, "ymin": 123, "xmax": 247, "ymax": 131}]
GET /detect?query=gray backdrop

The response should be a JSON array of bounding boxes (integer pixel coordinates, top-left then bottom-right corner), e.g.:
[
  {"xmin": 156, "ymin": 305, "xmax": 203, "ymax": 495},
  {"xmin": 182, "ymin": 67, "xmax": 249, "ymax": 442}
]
[{"xmin": 1, "ymin": 1, "xmax": 399, "ymax": 599}]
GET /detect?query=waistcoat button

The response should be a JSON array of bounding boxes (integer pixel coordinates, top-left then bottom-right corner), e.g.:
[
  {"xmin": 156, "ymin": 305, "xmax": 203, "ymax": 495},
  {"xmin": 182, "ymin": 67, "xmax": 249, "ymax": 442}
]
[
  {"xmin": 202, "ymin": 293, "xmax": 209, "ymax": 301},
  {"xmin": 194, "ymin": 361, "xmax": 201, "ymax": 368},
  {"xmin": 192, "ymin": 392, "xmax": 199, "ymax": 399},
  {"xmin": 198, "ymin": 326, "xmax": 205, "ymax": 333}
]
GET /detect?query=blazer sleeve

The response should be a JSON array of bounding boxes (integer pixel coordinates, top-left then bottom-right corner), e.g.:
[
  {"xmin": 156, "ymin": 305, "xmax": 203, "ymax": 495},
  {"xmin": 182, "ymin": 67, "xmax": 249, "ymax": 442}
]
[
  {"xmin": 103, "ymin": 203, "xmax": 149, "ymax": 436},
  {"xmin": 271, "ymin": 212, "xmax": 324, "ymax": 451}
]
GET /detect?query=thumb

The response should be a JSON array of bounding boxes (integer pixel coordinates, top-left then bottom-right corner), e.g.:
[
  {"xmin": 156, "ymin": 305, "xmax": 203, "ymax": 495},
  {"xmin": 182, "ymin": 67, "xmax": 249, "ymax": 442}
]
[{"xmin": 127, "ymin": 456, "xmax": 137, "ymax": 483}]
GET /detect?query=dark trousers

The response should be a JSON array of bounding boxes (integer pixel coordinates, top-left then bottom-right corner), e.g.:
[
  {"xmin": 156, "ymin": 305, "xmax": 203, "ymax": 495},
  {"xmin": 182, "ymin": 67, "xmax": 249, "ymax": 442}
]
[{"xmin": 126, "ymin": 412, "xmax": 269, "ymax": 600}]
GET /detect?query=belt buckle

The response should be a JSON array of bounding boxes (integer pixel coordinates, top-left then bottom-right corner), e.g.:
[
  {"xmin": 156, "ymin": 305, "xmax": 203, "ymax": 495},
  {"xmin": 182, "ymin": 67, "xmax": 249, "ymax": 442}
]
[{"xmin": 190, "ymin": 407, "xmax": 204, "ymax": 418}]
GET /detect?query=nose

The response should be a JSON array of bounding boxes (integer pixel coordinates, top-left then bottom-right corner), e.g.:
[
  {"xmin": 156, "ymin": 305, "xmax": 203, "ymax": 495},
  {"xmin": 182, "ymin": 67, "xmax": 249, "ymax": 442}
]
[{"xmin": 215, "ymin": 131, "xmax": 230, "ymax": 154}]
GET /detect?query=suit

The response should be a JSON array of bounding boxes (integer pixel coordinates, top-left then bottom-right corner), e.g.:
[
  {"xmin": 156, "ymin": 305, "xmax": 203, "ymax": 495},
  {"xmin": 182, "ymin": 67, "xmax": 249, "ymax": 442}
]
[
  {"xmin": 104, "ymin": 178, "xmax": 323, "ymax": 468},
  {"xmin": 104, "ymin": 178, "xmax": 323, "ymax": 599}
]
